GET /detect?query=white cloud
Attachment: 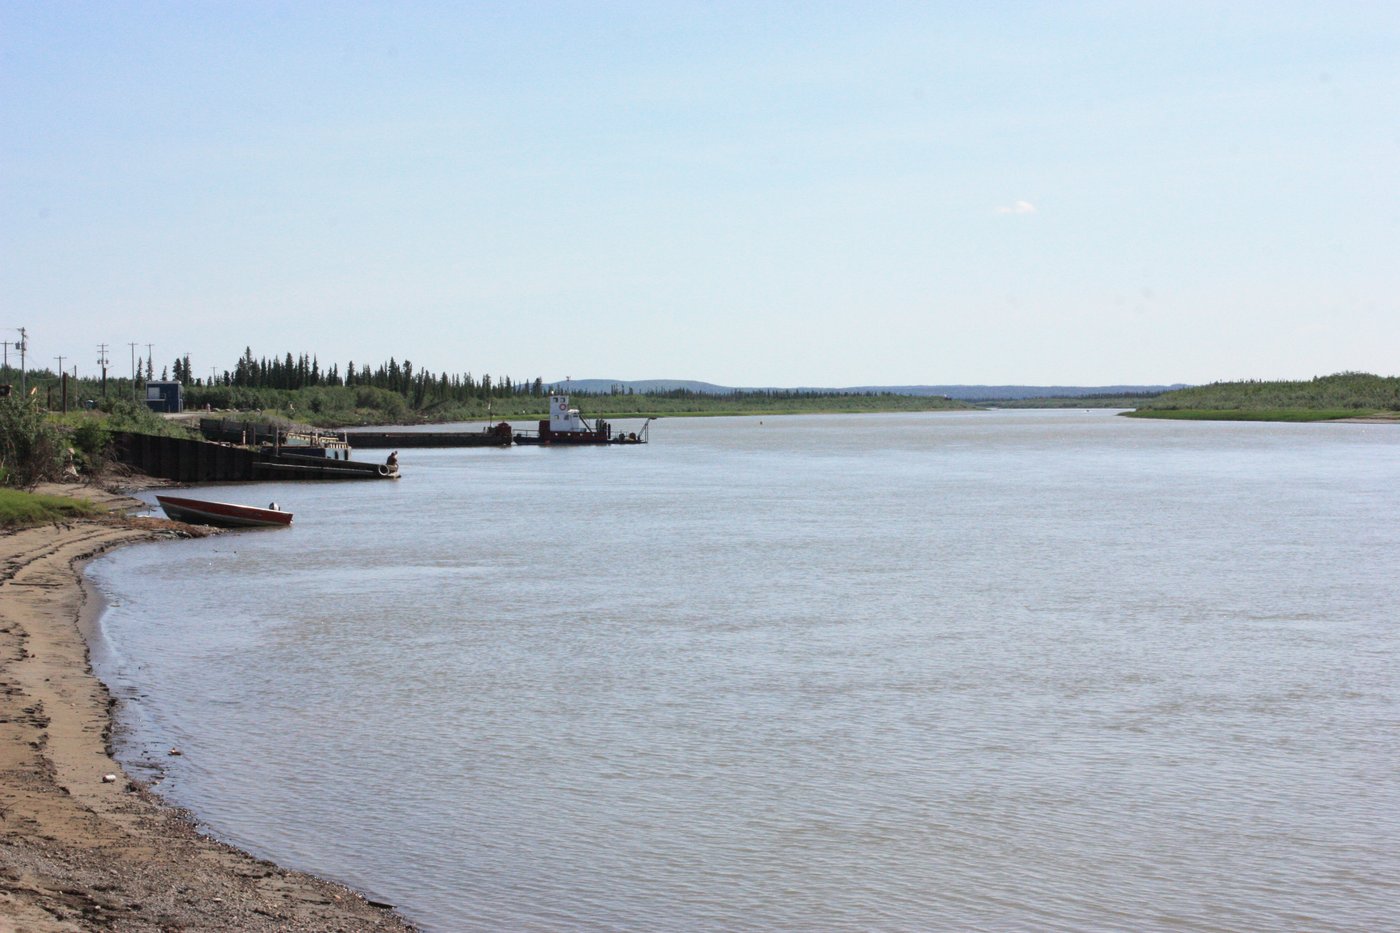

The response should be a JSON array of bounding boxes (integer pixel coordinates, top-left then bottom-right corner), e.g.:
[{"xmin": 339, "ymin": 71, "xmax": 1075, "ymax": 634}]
[{"xmin": 994, "ymin": 200, "xmax": 1037, "ymax": 215}]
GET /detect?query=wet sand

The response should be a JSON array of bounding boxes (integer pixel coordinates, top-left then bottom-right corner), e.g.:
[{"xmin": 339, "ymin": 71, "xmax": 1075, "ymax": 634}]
[{"xmin": 0, "ymin": 482, "xmax": 416, "ymax": 931}]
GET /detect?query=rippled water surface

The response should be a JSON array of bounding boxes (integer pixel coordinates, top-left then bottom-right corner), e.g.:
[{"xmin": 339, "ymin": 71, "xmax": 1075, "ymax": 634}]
[{"xmin": 89, "ymin": 411, "xmax": 1400, "ymax": 930}]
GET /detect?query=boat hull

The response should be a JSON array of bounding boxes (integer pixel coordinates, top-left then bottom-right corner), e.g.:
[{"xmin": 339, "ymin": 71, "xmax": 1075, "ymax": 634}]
[
  {"xmin": 156, "ymin": 495, "xmax": 294, "ymax": 528},
  {"xmin": 513, "ymin": 432, "xmax": 647, "ymax": 445},
  {"xmin": 346, "ymin": 423, "xmax": 514, "ymax": 448},
  {"xmin": 512, "ymin": 432, "xmax": 611, "ymax": 445}
]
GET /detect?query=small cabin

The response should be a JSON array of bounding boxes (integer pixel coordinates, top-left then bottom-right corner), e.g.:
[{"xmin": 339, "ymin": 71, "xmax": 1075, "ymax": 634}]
[{"xmin": 145, "ymin": 380, "xmax": 183, "ymax": 413}]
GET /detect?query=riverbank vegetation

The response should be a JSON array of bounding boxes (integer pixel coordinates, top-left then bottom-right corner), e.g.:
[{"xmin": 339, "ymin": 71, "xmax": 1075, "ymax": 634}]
[
  {"xmin": 0, "ymin": 392, "xmax": 195, "ymax": 488},
  {"xmin": 0, "ymin": 487, "xmax": 97, "ymax": 526},
  {"xmin": 1, "ymin": 395, "xmax": 68, "ymax": 487},
  {"xmin": 1126, "ymin": 408, "xmax": 1363, "ymax": 422},
  {"xmin": 186, "ymin": 384, "xmax": 974, "ymax": 426},
  {"xmin": 1125, "ymin": 372, "xmax": 1400, "ymax": 421}
]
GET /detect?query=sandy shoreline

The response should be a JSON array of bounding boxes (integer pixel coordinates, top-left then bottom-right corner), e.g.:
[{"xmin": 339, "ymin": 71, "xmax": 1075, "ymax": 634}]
[{"xmin": 1, "ymin": 482, "xmax": 417, "ymax": 931}]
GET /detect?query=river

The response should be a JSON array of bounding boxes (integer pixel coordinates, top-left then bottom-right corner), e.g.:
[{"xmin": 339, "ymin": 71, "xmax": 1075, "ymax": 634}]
[{"xmin": 88, "ymin": 410, "xmax": 1400, "ymax": 930}]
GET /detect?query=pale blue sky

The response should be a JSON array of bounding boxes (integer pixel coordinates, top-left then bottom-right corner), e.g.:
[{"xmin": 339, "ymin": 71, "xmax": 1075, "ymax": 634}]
[{"xmin": 4, "ymin": 2, "xmax": 1397, "ymax": 386}]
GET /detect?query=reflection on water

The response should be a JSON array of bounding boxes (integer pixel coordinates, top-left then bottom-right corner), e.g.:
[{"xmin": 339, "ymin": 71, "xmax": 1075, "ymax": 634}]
[{"xmin": 90, "ymin": 411, "xmax": 1400, "ymax": 931}]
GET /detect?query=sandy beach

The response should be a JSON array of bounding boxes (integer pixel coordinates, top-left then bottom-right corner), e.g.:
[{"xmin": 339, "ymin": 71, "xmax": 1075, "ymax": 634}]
[{"xmin": 0, "ymin": 482, "xmax": 416, "ymax": 932}]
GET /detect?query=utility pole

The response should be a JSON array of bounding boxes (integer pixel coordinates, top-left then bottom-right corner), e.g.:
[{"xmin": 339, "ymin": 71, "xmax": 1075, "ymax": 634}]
[
  {"xmin": 55, "ymin": 355, "xmax": 67, "ymax": 413},
  {"xmin": 16, "ymin": 328, "xmax": 27, "ymax": 395},
  {"xmin": 129, "ymin": 342, "xmax": 139, "ymax": 402},
  {"xmin": 98, "ymin": 344, "xmax": 110, "ymax": 398}
]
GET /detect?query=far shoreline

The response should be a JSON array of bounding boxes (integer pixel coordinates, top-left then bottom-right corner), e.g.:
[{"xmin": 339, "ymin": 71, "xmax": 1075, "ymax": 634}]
[{"xmin": 1121, "ymin": 408, "xmax": 1400, "ymax": 423}]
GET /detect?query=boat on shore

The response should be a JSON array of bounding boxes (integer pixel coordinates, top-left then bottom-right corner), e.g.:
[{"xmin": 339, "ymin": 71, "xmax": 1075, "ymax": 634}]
[
  {"xmin": 155, "ymin": 495, "xmax": 294, "ymax": 528},
  {"xmin": 513, "ymin": 394, "xmax": 651, "ymax": 446}
]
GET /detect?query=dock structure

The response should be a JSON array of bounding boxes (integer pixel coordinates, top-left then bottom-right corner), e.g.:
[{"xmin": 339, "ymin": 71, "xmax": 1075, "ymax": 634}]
[
  {"xmin": 200, "ymin": 418, "xmax": 348, "ymax": 449},
  {"xmin": 201, "ymin": 417, "xmax": 514, "ymax": 449},
  {"xmin": 115, "ymin": 433, "xmax": 398, "ymax": 482},
  {"xmin": 345, "ymin": 423, "xmax": 514, "ymax": 448}
]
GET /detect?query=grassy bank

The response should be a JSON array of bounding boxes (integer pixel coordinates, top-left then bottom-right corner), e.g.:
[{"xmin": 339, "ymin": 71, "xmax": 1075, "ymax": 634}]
[
  {"xmin": 0, "ymin": 488, "xmax": 98, "ymax": 527},
  {"xmin": 1129, "ymin": 372, "xmax": 1400, "ymax": 422},
  {"xmin": 1124, "ymin": 408, "xmax": 1362, "ymax": 422}
]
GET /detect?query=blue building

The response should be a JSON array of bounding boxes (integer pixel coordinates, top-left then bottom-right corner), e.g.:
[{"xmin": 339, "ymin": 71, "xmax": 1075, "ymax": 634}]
[{"xmin": 144, "ymin": 380, "xmax": 183, "ymax": 413}]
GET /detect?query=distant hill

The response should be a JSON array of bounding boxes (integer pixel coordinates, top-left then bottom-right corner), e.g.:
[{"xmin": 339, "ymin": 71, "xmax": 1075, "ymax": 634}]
[{"xmin": 554, "ymin": 380, "xmax": 1188, "ymax": 400}]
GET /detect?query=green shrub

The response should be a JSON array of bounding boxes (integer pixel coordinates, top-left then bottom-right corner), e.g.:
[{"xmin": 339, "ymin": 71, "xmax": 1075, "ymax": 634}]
[
  {"xmin": 92, "ymin": 399, "xmax": 198, "ymax": 439},
  {"xmin": 67, "ymin": 417, "xmax": 112, "ymax": 474},
  {"xmin": 353, "ymin": 386, "xmax": 409, "ymax": 420},
  {"xmin": 0, "ymin": 396, "xmax": 64, "ymax": 488}
]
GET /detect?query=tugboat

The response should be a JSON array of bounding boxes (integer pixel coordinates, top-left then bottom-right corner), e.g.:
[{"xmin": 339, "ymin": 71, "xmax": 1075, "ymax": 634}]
[{"xmin": 514, "ymin": 394, "xmax": 650, "ymax": 446}]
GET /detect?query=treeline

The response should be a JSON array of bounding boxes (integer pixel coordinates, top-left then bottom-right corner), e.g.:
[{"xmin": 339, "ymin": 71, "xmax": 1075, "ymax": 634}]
[
  {"xmin": 1134, "ymin": 372, "xmax": 1400, "ymax": 412},
  {"xmin": 171, "ymin": 349, "xmax": 973, "ymax": 424},
  {"xmin": 220, "ymin": 348, "xmax": 545, "ymax": 405},
  {"xmin": 5, "ymin": 348, "xmax": 973, "ymax": 428},
  {"xmin": 978, "ymin": 391, "xmax": 1167, "ymax": 409},
  {"xmin": 176, "ymin": 382, "xmax": 972, "ymax": 426}
]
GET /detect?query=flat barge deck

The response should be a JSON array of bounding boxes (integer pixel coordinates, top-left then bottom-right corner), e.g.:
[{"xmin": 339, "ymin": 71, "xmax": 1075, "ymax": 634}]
[{"xmin": 343, "ymin": 423, "xmax": 513, "ymax": 448}]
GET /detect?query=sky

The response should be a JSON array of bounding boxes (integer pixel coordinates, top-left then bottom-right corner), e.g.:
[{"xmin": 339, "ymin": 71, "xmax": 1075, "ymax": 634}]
[{"xmin": 3, "ymin": 2, "xmax": 1398, "ymax": 387}]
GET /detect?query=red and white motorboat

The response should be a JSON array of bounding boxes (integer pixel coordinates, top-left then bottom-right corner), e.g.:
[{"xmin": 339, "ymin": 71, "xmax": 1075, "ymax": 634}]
[{"xmin": 156, "ymin": 495, "xmax": 293, "ymax": 528}]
